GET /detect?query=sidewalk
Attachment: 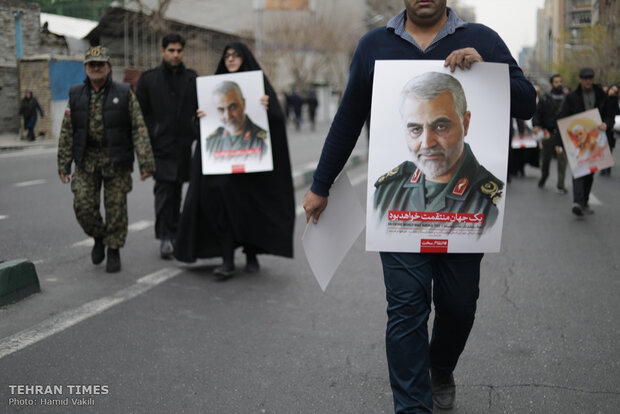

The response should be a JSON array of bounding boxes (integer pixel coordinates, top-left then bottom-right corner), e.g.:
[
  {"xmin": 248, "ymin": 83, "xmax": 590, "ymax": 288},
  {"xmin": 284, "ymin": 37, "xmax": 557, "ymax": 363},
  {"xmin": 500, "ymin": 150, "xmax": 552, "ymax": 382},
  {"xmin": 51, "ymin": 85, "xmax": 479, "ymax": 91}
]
[{"xmin": 0, "ymin": 132, "xmax": 57, "ymax": 152}]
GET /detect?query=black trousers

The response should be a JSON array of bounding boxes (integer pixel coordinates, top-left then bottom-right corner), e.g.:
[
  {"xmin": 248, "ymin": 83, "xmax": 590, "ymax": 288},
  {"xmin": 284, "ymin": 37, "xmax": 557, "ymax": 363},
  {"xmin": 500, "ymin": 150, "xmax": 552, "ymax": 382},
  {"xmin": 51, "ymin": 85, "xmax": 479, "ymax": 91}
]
[
  {"xmin": 380, "ymin": 252, "xmax": 482, "ymax": 413},
  {"xmin": 572, "ymin": 173, "xmax": 594, "ymax": 207},
  {"xmin": 154, "ymin": 180, "xmax": 182, "ymax": 240}
]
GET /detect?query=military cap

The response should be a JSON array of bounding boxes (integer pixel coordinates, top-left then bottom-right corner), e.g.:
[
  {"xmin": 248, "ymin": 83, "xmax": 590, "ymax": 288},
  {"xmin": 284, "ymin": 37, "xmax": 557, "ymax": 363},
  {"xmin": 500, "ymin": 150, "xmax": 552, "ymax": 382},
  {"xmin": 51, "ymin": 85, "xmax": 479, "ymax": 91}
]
[
  {"xmin": 578, "ymin": 67, "xmax": 594, "ymax": 78},
  {"xmin": 84, "ymin": 46, "xmax": 111, "ymax": 64}
]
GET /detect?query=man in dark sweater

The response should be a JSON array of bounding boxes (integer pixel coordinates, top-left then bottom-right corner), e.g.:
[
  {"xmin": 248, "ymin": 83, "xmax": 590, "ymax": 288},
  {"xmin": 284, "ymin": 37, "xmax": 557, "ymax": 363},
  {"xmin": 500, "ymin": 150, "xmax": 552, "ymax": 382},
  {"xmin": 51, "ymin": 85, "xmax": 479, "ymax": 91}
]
[
  {"xmin": 302, "ymin": 1, "xmax": 536, "ymax": 412},
  {"xmin": 136, "ymin": 33, "xmax": 198, "ymax": 259},
  {"xmin": 533, "ymin": 74, "xmax": 568, "ymax": 193}
]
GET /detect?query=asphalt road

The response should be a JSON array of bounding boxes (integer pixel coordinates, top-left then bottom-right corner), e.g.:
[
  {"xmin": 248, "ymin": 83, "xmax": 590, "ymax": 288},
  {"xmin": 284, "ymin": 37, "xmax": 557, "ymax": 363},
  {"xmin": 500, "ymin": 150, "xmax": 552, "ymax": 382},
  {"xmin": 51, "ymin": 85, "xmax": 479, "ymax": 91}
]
[{"xmin": 0, "ymin": 131, "xmax": 619, "ymax": 413}]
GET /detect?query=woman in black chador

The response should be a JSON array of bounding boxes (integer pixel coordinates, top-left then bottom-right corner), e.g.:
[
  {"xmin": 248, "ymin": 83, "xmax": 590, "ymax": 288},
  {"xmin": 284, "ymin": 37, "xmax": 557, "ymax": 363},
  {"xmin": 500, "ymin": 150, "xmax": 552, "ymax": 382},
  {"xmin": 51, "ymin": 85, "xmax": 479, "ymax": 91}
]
[{"xmin": 174, "ymin": 42, "xmax": 295, "ymax": 280}]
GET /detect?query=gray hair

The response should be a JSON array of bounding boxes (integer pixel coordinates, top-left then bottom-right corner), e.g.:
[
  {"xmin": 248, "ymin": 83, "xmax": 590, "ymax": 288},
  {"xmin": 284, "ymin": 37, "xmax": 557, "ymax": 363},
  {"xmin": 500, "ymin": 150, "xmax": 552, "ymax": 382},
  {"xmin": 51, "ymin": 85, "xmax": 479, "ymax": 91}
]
[
  {"xmin": 399, "ymin": 72, "xmax": 468, "ymax": 122},
  {"xmin": 213, "ymin": 80, "xmax": 244, "ymax": 100}
]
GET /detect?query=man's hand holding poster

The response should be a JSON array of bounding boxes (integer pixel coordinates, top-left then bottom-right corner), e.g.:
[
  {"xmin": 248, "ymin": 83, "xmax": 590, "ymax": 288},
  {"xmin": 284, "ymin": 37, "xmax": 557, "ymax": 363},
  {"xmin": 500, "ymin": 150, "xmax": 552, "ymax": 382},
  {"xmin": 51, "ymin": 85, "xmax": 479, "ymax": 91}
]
[
  {"xmin": 556, "ymin": 108, "xmax": 614, "ymax": 179},
  {"xmin": 366, "ymin": 61, "xmax": 509, "ymax": 253},
  {"xmin": 197, "ymin": 70, "xmax": 273, "ymax": 175}
]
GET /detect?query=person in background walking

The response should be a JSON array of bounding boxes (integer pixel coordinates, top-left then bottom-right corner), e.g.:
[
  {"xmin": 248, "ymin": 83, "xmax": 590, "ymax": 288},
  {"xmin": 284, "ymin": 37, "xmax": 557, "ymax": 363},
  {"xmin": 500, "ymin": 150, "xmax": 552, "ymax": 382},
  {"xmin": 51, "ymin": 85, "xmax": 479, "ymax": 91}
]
[
  {"xmin": 558, "ymin": 67, "xmax": 608, "ymax": 216},
  {"xmin": 57, "ymin": 46, "xmax": 155, "ymax": 273},
  {"xmin": 174, "ymin": 41, "xmax": 295, "ymax": 281},
  {"xmin": 533, "ymin": 74, "xmax": 568, "ymax": 193},
  {"xmin": 288, "ymin": 89, "xmax": 303, "ymax": 131},
  {"xmin": 600, "ymin": 83, "xmax": 619, "ymax": 176},
  {"xmin": 306, "ymin": 89, "xmax": 319, "ymax": 131},
  {"xmin": 19, "ymin": 91, "xmax": 44, "ymax": 141},
  {"xmin": 136, "ymin": 33, "xmax": 198, "ymax": 259}
]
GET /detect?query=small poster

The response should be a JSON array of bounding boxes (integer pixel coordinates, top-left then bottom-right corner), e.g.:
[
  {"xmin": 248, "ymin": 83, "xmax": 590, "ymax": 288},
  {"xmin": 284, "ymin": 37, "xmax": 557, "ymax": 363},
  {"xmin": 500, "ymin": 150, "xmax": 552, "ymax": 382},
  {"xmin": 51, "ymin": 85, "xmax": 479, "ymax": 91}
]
[
  {"xmin": 197, "ymin": 70, "xmax": 273, "ymax": 175},
  {"xmin": 366, "ymin": 61, "xmax": 510, "ymax": 253},
  {"xmin": 556, "ymin": 108, "xmax": 614, "ymax": 178},
  {"xmin": 511, "ymin": 119, "xmax": 539, "ymax": 149}
]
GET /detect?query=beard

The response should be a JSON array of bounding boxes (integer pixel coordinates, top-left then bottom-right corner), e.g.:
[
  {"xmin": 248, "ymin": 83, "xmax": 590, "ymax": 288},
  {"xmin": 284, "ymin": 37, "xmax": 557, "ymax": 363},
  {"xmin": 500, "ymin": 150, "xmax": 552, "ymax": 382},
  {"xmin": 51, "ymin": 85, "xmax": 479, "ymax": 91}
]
[{"xmin": 412, "ymin": 142, "xmax": 463, "ymax": 178}]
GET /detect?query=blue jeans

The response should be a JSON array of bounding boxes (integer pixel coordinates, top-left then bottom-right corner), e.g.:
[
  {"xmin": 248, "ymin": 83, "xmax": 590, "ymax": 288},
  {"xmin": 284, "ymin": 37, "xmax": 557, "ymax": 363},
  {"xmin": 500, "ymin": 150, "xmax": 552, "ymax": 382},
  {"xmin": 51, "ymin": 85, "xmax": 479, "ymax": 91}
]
[{"xmin": 380, "ymin": 252, "xmax": 483, "ymax": 413}]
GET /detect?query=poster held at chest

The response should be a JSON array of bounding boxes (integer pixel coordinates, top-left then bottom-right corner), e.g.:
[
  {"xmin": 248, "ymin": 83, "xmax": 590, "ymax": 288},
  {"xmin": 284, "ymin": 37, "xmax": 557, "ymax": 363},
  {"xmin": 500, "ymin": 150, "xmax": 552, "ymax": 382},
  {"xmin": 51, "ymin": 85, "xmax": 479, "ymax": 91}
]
[
  {"xmin": 197, "ymin": 70, "xmax": 273, "ymax": 175},
  {"xmin": 556, "ymin": 108, "xmax": 614, "ymax": 179},
  {"xmin": 366, "ymin": 61, "xmax": 510, "ymax": 253}
]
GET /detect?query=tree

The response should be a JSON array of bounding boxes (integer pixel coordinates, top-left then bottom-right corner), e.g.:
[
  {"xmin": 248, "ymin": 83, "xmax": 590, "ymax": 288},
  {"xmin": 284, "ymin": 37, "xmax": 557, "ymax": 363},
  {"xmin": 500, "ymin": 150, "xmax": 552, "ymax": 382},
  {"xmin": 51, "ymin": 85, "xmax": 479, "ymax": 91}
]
[
  {"xmin": 554, "ymin": 25, "xmax": 620, "ymax": 87},
  {"xmin": 259, "ymin": 3, "xmax": 363, "ymax": 92}
]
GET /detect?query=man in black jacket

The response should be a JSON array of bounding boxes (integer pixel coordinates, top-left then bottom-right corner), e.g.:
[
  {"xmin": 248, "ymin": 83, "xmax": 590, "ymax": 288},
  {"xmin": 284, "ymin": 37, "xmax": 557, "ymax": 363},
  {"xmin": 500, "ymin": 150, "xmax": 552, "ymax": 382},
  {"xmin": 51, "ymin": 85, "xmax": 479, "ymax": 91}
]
[
  {"xmin": 533, "ymin": 74, "xmax": 568, "ymax": 193},
  {"xmin": 558, "ymin": 67, "xmax": 608, "ymax": 216},
  {"xmin": 136, "ymin": 33, "xmax": 198, "ymax": 258}
]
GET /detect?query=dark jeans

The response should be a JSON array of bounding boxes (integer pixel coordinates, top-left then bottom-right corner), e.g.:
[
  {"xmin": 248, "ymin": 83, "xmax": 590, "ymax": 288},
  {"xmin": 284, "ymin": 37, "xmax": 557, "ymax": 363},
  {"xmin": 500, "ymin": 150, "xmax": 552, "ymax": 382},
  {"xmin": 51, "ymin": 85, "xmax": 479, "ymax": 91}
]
[
  {"xmin": 380, "ymin": 252, "xmax": 482, "ymax": 413},
  {"xmin": 154, "ymin": 180, "xmax": 182, "ymax": 240},
  {"xmin": 540, "ymin": 137, "xmax": 567, "ymax": 188},
  {"xmin": 572, "ymin": 173, "xmax": 594, "ymax": 207}
]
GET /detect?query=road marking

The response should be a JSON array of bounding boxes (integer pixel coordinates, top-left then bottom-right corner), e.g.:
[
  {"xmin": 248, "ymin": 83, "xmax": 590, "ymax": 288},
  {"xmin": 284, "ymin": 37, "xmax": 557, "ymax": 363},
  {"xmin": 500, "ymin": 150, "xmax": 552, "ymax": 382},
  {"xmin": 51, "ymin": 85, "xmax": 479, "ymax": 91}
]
[
  {"xmin": 295, "ymin": 170, "xmax": 367, "ymax": 216},
  {"xmin": 0, "ymin": 215, "xmax": 7, "ymax": 220},
  {"xmin": 128, "ymin": 220, "xmax": 154, "ymax": 232},
  {"xmin": 72, "ymin": 220, "xmax": 154, "ymax": 247},
  {"xmin": 0, "ymin": 267, "xmax": 182, "ymax": 360},
  {"xmin": 14, "ymin": 179, "xmax": 47, "ymax": 187}
]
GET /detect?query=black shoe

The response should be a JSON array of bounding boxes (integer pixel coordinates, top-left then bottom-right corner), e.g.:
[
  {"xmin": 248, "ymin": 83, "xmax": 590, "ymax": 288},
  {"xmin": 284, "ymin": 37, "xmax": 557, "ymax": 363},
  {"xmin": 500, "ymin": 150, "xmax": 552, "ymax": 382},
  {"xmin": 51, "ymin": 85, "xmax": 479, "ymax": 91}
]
[
  {"xmin": 106, "ymin": 248, "xmax": 121, "ymax": 273},
  {"xmin": 213, "ymin": 264, "xmax": 235, "ymax": 281},
  {"xmin": 91, "ymin": 237, "xmax": 105, "ymax": 265},
  {"xmin": 571, "ymin": 203, "xmax": 584, "ymax": 217},
  {"xmin": 431, "ymin": 368, "xmax": 455, "ymax": 410},
  {"xmin": 245, "ymin": 253, "xmax": 260, "ymax": 273},
  {"xmin": 160, "ymin": 239, "xmax": 174, "ymax": 260},
  {"xmin": 538, "ymin": 177, "xmax": 546, "ymax": 188}
]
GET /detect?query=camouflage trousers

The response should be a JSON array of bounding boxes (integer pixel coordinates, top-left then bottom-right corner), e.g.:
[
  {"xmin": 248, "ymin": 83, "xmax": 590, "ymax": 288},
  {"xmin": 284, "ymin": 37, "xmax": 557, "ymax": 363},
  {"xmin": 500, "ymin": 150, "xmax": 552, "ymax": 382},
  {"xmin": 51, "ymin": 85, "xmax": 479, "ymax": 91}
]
[{"xmin": 71, "ymin": 167, "xmax": 132, "ymax": 249}]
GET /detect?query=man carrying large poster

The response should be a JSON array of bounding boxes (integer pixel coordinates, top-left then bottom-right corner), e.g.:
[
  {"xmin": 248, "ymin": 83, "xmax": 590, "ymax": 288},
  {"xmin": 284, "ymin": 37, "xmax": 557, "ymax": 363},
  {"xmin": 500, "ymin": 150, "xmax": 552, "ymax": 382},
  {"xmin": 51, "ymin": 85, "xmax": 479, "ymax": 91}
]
[{"xmin": 302, "ymin": 2, "xmax": 536, "ymax": 412}]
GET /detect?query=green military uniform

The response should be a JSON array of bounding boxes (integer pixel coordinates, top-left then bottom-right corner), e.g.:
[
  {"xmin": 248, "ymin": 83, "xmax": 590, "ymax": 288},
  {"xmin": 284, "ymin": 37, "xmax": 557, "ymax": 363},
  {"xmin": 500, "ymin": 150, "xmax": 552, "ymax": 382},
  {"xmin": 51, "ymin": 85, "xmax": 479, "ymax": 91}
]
[
  {"xmin": 205, "ymin": 115, "xmax": 267, "ymax": 159},
  {"xmin": 374, "ymin": 143, "xmax": 503, "ymax": 232},
  {"xmin": 57, "ymin": 80, "xmax": 154, "ymax": 249}
]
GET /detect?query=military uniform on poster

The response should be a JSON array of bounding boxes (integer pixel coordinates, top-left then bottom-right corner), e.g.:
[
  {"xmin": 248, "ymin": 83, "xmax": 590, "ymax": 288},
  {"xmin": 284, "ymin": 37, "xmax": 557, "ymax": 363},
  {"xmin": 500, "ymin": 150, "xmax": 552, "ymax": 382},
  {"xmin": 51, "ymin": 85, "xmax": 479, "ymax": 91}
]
[
  {"xmin": 373, "ymin": 143, "xmax": 503, "ymax": 233},
  {"xmin": 205, "ymin": 115, "xmax": 267, "ymax": 159}
]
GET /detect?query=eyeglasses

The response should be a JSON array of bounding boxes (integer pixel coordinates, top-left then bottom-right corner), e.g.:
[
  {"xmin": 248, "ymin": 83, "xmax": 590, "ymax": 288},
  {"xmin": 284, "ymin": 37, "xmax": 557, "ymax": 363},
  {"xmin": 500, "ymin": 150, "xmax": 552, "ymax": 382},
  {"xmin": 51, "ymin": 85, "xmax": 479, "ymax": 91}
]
[{"xmin": 224, "ymin": 52, "xmax": 240, "ymax": 60}]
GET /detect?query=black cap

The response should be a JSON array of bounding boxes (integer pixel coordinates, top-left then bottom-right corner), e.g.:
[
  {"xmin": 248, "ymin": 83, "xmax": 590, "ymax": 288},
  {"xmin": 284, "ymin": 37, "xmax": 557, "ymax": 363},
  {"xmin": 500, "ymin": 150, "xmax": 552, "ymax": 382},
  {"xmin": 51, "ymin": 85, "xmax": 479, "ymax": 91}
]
[{"xmin": 579, "ymin": 67, "xmax": 595, "ymax": 78}]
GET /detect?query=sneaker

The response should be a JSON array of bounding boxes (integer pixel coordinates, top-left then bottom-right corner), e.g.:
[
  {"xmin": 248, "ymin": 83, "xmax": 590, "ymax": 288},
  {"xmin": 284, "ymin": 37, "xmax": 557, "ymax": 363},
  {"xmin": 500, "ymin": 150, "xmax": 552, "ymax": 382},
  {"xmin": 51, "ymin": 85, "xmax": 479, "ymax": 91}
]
[
  {"xmin": 431, "ymin": 368, "xmax": 455, "ymax": 410},
  {"xmin": 91, "ymin": 237, "xmax": 105, "ymax": 265},
  {"xmin": 106, "ymin": 248, "xmax": 121, "ymax": 273},
  {"xmin": 583, "ymin": 205, "xmax": 594, "ymax": 215},
  {"xmin": 160, "ymin": 239, "xmax": 174, "ymax": 260},
  {"xmin": 213, "ymin": 264, "xmax": 235, "ymax": 281},
  {"xmin": 245, "ymin": 253, "xmax": 260, "ymax": 273},
  {"xmin": 571, "ymin": 203, "xmax": 584, "ymax": 216},
  {"xmin": 555, "ymin": 187, "xmax": 568, "ymax": 194}
]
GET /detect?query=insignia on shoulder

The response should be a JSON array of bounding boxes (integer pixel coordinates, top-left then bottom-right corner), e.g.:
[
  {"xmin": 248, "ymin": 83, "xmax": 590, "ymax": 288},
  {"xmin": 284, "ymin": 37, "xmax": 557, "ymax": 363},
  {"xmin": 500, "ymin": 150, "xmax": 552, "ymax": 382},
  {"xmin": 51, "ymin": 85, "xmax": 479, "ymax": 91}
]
[
  {"xmin": 480, "ymin": 180, "xmax": 502, "ymax": 205},
  {"xmin": 257, "ymin": 130, "xmax": 267, "ymax": 140},
  {"xmin": 376, "ymin": 166, "xmax": 400, "ymax": 185}
]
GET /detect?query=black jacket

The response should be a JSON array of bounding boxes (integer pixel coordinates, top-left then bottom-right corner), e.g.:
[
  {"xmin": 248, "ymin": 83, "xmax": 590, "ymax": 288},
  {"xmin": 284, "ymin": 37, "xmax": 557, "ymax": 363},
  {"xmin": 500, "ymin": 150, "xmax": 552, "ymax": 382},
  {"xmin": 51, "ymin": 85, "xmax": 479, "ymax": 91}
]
[
  {"xmin": 136, "ymin": 62, "xmax": 198, "ymax": 182},
  {"xmin": 556, "ymin": 84, "xmax": 608, "ymax": 147},
  {"xmin": 532, "ymin": 91, "xmax": 565, "ymax": 132},
  {"xmin": 69, "ymin": 78, "xmax": 134, "ymax": 168}
]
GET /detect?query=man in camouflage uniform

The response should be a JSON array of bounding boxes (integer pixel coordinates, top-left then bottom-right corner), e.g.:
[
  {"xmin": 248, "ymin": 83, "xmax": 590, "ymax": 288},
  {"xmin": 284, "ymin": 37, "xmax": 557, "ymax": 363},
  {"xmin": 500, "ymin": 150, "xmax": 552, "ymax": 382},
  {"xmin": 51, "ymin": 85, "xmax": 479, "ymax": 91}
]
[
  {"xmin": 373, "ymin": 71, "xmax": 503, "ymax": 233},
  {"xmin": 205, "ymin": 81, "xmax": 267, "ymax": 160},
  {"xmin": 57, "ymin": 46, "xmax": 155, "ymax": 273}
]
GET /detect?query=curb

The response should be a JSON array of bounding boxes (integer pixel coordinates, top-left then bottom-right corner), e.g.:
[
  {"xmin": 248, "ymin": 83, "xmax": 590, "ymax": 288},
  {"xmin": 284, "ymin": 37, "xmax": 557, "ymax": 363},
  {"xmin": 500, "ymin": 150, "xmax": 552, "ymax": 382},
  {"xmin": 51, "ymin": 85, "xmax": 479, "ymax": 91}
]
[
  {"xmin": 0, "ymin": 259, "xmax": 41, "ymax": 306},
  {"xmin": 292, "ymin": 149, "xmax": 368, "ymax": 189}
]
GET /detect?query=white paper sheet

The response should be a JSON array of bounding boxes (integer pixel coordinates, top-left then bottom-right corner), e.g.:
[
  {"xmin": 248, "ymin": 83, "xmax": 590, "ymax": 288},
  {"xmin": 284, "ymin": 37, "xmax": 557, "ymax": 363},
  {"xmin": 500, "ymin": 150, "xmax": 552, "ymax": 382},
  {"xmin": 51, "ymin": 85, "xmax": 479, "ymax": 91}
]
[{"xmin": 302, "ymin": 173, "xmax": 366, "ymax": 291}]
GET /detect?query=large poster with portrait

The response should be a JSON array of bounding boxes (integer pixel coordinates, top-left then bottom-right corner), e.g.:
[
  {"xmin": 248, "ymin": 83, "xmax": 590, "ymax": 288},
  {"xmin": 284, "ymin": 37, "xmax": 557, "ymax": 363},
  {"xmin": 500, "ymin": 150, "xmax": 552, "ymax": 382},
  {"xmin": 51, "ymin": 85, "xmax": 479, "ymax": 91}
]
[
  {"xmin": 366, "ymin": 61, "xmax": 510, "ymax": 253},
  {"xmin": 556, "ymin": 109, "xmax": 614, "ymax": 179},
  {"xmin": 197, "ymin": 70, "xmax": 273, "ymax": 174}
]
